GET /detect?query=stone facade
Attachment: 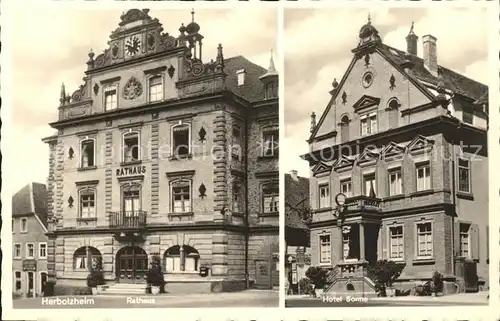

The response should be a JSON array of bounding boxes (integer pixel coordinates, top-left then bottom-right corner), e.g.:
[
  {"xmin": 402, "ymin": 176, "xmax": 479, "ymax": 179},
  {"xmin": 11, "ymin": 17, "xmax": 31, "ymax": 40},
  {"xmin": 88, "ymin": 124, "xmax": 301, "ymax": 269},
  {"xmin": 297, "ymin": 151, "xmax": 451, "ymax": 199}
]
[
  {"xmin": 43, "ymin": 9, "xmax": 278, "ymax": 293},
  {"xmin": 305, "ymin": 20, "xmax": 488, "ymax": 295}
]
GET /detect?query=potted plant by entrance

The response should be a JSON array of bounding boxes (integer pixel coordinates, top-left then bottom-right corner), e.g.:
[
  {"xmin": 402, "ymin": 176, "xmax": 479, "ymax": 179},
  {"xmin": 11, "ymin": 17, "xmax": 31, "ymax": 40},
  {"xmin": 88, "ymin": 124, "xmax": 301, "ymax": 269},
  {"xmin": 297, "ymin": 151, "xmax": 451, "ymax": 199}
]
[
  {"xmin": 147, "ymin": 255, "xmax": 165, "ymax": 295},
  {"xmin": 305, "ymin": 266, "xmax": 327, "ymax": 298},
  {"xmin": 87, "ymin": 269, "xmax": 105, "ymax": 295},
  {"xmin": 366, "ymin": 260, "xmax": 405, "ymax": 297},
  {"xmin": 432, "ymin": 271, "xmax": 444, "ymax": 297}
]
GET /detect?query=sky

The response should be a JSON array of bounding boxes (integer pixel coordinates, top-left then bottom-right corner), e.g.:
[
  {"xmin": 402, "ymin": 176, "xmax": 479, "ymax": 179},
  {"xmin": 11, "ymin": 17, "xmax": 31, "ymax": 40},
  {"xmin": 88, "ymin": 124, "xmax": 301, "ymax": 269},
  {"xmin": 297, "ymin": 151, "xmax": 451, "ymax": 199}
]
[
  {"xmin": 283, "ymin": 7, "xmax": 490, "ymax": 178},
  {"xmin": 7, "ymin": 5, "xmax": 277, "ymax": 193}
]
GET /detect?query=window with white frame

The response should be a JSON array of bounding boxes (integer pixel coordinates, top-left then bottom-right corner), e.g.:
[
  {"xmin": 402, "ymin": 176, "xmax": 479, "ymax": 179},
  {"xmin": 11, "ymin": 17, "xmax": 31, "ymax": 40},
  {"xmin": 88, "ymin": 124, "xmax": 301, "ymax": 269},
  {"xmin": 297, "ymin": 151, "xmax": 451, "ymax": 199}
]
[
  {"xmin": 389, "ymin": 169, "xmax": 403, "ymax": 196},
  {"xmin": 458, "ymin": 158, "xmax": 471, "ymax": 193},
  {"xmin": 342, "ymin": 233, "xmax": 350, "ymax": 260},
  {"xmin": 26, "ymin": 243, "xmax": 35, "ymax": 259},
  {"xmin": 389, "ymin": 226, "xmax": 404, "ymax": 259},
  {"xmin": 123, "ymin": 131, "xmax": 140, "ymax": 162},
  {"xmin": 340, "ymin": 179, "xmax": 352, "ymax": 197},
  {"xmin": 171, "ymin": 181, "xmax": 191, "ymax": 213},
  {"xmin": 172, "ymin": 124, "xmax": 190, "ymax": 157},
  {"xmin": 20, "ymin": 218, "xmax": 27, "ymax": 233},
  {"xmin": 262, "ymin": 184, "xmax": 279, "ymax": 213},
  {"xmin": 80, "ymin": 138, "xmax": 95, "ymax": 168},
  {"xmin": 73, "ymin": 247, "xmax": 102, "ymax": 270},
  {"xmin": 14, "ymin": 271, "xmax": 22, "ymax": 292},
  {"xmin": 361, "ymin": 114, "xmax": 377, "ymax": 136},
  {"xmin": 236, "ymin": 69, "xmax": 246, "ymax": 86},
  {"xmin": 149, "ymin": 75, "xmax": 163, "ymax": 102},
  {"xmin": 318, "ymin": 184, "xmax": 330, "ymax": 208},
  {"xmin": 79, "ymin": 190, "xmax": 96, "ymax": 219},
  {"xmin": 416, "ymin": 222, "xmax": 433, "ymax": 258},
  {"xmin": 39, "ymin": 242, "xmax": 47, "ymax": 259},
  {"xmin": 14, "ymin": 243, "xmax": 21, "ymax": 259},
  {"xmin": 262, "ymin": 129, "xmax": 279, "ymax": 157},
  {"xmin": 459, "ymin": 223, "xmax": 471, "ymax": 258},
  {"xmin": 416, "ymin": 163, "xmax": 431, "ymax": 191},
  {"xmin": 104, "ymin": 87, "xmax": 118, "ymax": 110},
  {"xmin": 319, "ymin": 234, "xmax": 331, "ymax": 264},
  {"xmin": 363, "ymin": 174, "xmax": 376, "ymax": 196},
  {"xmin": 123, "ymin": 186, "xmax": 141, "ymax": 215}
]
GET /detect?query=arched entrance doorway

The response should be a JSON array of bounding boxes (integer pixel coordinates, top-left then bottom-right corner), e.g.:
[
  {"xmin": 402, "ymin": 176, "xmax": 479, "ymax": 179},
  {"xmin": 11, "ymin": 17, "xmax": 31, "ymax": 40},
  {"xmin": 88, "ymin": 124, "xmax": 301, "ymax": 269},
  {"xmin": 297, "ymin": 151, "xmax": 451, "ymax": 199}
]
[{"xmin": 116, "ymin": 246, "xmax": 148, "ymax": 283}]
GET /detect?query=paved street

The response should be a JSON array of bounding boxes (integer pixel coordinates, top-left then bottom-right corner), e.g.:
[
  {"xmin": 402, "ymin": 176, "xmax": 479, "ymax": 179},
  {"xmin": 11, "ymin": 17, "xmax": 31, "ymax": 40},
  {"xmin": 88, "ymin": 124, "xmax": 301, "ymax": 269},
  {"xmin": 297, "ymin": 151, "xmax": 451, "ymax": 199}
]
[
  {"xmin": 285, "ymin": 292, "xmax": 489, "ymax": 307},
  {"xmin": 13, "ymin": 289, "xmax": 279, "ymax": 308}
]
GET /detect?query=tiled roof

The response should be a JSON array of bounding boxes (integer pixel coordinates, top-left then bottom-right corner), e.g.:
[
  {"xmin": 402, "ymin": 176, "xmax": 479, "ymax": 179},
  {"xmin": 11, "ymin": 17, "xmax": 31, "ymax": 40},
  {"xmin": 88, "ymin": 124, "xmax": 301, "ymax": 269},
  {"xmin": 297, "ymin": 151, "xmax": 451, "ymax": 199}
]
[
  {"xmin": 223, "ymin": 56, "xmax": 269, "ymax": 103},
  {"xmin": 285, "ymin": 173, "xmax": 310, "ymax": 230},
  {"xmin": 12, "ymin": 182, "xmax": 48, "ymax": 229},
  {"xmin": 379, "ymin": 44, "xmax": 488, "ymax": 102}
]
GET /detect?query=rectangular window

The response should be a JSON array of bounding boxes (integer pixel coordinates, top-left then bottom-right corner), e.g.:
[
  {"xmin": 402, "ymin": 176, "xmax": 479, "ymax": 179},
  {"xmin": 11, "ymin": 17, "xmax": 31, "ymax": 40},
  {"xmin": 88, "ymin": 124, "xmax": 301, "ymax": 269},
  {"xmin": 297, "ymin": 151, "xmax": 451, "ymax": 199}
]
[
  {"xmin": 20, "ymin": 218, "xmax": 27, "ymax": 233},
  {"xmin": 14, "ymin": 243, "xmax": 21, "ymax": 259},
  {"xmin": 361, "ymin": 115, "xmax": 377, "ymax": 136},
  {"xmin": 237, "ymin": 70, "xmax": 246, "ymax": 86},
  {"xmin": 123, "ymin": 132, "xmax": 140, "ymax": 162},
  {"xmin": 416, "ymin": 163, "xmax": 431, "ymax": 191},
  {"xmin": 458, "ymin": 159, "xmax": 471, "ymax": 193},
  {"xmin": 172, "ymin": 125, "xmax": 190, "ymax": 157},
  {"xmin": 15, "ymin": 271, "xmax": 22, "ymax": 292},
  {"xmin": 318, "ymin": 184, "xmax": 330, "ymax": 208},
  {"xmin": 123, "ymin": 190, "xmax": 141, "ymax": 215},
  {"xmin": 462, "ymin": 107, "xmax": 473, "ymax": 125},
  {"xmin": 262, "ymin": 185, "xmax": 279, "ymax": 213},
  {"xmin": 460, "ymin": 223, "xmax": 471, "ymax": 258},
  {"xmin": 340, "ymin": 179, "xmax": 352, "ymax": 197},
  {"xmin": 149, "ymin": 76, "xmax": 163, "ymax": 102},
  {"xmin": 363, "ymin": 174, "xmax": 376, "ymax": 197},
  {"xmin": 319, "ymin": 234, "xmax": 331, "ymax": 264},
  {"xmin": 416, "ymin": 222, "xmax": 433, "ymax": 258},
  {"xmin": 389, "ymin": 169, "xmax": 403, "ymax": 196},
  {"xmin": 263, "ymin": 130, "xmax": 279, "ymax": 157},
  {"xmin": 389, "ymin": 226, "xmax": 404, "ymax": 259},
  {"xmin": 233, "ymin": 183, "xmax": 241, "ymax": 213},
  {"xmin": 80, "ymin": 193, "xmax": 95, "ymax": 218},
  {"xmin": 231, "ymin": 125, "xmax": 242, "ymax": 159},
  {"xmin": 39, "ymin": 243, "xmax": 47, "ymax": 259},
  {"xmin": 104, "ymin": 88, "xmax": 118, "ymax": 110},
  {"xmin": 81, "ymin": 139, "xmax": 95, "ymax": 168},
  {"xmin": 26, "ymin": 243, "xmax": 35, "ymax": 259},
  {"xmin": 172, "ymin": 184, "xmax": 191, "ymax": 213},
  {"xmin": 342, "ymin": 233, "xmax": 350, "ymax": 260}
]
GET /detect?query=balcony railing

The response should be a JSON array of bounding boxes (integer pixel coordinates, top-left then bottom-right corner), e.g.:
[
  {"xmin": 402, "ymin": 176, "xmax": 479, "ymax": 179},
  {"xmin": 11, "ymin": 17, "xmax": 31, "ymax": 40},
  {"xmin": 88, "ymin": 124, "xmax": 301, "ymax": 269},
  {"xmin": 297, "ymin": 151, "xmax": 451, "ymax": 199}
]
[
  {"xmin": 344, "ymin": 195, "xmax": 382, "ymax": 211},
  {"xmin": 109, "ymin": 211, "xmax": 147, "ymax": 229}
]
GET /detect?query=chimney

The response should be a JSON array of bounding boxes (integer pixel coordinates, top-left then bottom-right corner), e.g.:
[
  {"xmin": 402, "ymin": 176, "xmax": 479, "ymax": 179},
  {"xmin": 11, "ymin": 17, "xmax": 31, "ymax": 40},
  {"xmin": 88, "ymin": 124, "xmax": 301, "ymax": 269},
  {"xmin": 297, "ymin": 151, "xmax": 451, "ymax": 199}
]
[
  {"xmin": 290, "ymin": 170, "xmax": 298, "ymax": 181},
  {"xmin": 423, "ymin": 34, "xmax": 438, "ymax": 76},
  {"xmin": 405, "ymin": 22, "xmax": 418, "ymax": 56}
]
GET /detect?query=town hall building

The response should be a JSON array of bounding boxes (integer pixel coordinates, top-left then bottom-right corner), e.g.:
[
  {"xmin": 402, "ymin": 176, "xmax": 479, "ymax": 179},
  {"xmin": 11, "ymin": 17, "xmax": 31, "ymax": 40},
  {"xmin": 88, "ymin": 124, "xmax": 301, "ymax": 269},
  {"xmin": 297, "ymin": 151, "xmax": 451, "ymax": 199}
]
[
  {"xmin": 304, "ymin": 19, "xmax": 489, "ymax": 294},
  {"xmin": 42, "ymin": 9, "xmax": 279, "ymax": 294}
]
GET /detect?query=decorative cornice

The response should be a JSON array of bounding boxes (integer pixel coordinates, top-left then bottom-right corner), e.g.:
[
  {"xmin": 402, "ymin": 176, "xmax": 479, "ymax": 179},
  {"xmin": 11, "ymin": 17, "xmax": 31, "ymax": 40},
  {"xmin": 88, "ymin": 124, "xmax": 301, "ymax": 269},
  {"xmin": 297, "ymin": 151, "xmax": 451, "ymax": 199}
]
[
  {"xmin": 100, "ymin": 76, "xmax": 121, "ymax": 85},
  {"xmin": 255, "ymin": 171, "xmax": 279, "ymax": 179},
  {"xmin": 75, "ymin": 180, "xmax": 99, "ymax": 187},
  {"xmin": 118, "ymin": 121, "xmax": 144, "ymax": 130},
  {"xmin": 143, "ymin": 66, "xmax": 167, "ymax": 75},
  {"xmin": 166, "ymin": 170, "xmax": 195, "ymax": 179},
  {"xmin": 166, "ymin": 113, "xmax": 196, "ymax": 122},
  {"xmin": 76, "ymin": 129, "xmax": 99, "ymax": 137},
  {"xmin": 117, "ymin": 175, "xmax": 144, "ymax": 182}
]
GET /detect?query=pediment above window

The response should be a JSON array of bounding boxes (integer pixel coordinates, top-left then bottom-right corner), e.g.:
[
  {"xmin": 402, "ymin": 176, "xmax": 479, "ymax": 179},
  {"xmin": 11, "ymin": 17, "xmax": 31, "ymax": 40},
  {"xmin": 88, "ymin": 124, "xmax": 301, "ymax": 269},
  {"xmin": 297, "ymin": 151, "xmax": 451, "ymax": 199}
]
[
  {"xmin": 352, "ymin": 95, "xmax": 380, "ymax": 112},
  {"xmin": 334, "ymin": 155, "xmax": 354, "ymax": 171},
  {"xmin": 311, "ymin": 162, "xmax": 332, "ymax": 176},
  {"xmin": 407, "ymin": 135, "xmax": 434, "ymax": 155},
  {"xmin": 381, "ymin": 142, "xmax": 406, "ymax": 160},
  {"xmin": 357, "ymin": 147, "xmax": 380, "ymax": 166}
]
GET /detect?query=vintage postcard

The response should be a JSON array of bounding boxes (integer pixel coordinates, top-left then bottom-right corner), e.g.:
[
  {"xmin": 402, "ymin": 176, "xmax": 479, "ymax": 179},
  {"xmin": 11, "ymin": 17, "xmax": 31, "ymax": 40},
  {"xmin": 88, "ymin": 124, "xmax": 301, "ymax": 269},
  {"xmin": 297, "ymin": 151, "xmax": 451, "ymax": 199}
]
[
  {"xmin": 283, "ymin": 3, "xmax": 498, "ymax": 310},
  {"xmin": 2, "ymin": 1, "xmax": 279, "ymax": 314}
]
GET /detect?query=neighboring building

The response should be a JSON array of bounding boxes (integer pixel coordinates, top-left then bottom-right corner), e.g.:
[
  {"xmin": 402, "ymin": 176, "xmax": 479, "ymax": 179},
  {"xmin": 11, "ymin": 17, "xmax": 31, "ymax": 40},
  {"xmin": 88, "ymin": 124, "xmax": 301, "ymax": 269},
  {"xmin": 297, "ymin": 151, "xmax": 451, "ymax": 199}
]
[
  {"xmin": 284, "ymin": 170, "xmax": 310, "ymax": 293},
  {"xmin": 12, "ymin": 183, "xmax": 49, "ymax": 297},
  {"xmin": 303, "ymin": 19, "xmax": 488, "ymax": 294},
  {"xmin": 42, "ymin": 9, "xmax": 279, "ymax": 293}
]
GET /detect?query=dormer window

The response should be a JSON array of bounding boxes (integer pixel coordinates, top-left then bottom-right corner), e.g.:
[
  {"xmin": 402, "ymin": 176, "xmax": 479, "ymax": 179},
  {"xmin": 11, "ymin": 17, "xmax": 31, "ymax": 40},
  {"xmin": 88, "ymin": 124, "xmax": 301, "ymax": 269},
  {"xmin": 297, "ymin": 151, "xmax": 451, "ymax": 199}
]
[
  {"xmin": 237, "ymin": 69, "xmax": 246, "ymax": 86},
  {"xmin": 462, "ymin": 106, "xmax": 473, "ymax": 125},
  {"xmin": 104, "ymin": 87, "xmax": 118, "ymax": 111}
]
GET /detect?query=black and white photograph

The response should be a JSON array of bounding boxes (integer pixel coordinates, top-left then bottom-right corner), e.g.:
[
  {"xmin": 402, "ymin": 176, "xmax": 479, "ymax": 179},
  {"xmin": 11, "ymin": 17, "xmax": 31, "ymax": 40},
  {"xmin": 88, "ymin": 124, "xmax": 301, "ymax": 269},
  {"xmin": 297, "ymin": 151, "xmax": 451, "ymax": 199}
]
[
  {"xmin": 6, "ymin": 3, "xmax": 279, "ymax": 309},
  {"xmin": 283, "ymin": 6, "xmax": 494, "ymax": 307}
]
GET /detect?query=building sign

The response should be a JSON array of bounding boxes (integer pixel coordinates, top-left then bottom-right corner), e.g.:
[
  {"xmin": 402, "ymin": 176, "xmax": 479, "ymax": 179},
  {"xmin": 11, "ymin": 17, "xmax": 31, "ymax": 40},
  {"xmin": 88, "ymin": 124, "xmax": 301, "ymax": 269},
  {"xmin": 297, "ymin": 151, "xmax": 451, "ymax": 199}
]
[
  {"xmin": 116, "ymin": 166, "xmax": 146, "ymax": 177},
  {"xmin": 23, "ymin": 259, "xmax": 37, "ymax": 271}
]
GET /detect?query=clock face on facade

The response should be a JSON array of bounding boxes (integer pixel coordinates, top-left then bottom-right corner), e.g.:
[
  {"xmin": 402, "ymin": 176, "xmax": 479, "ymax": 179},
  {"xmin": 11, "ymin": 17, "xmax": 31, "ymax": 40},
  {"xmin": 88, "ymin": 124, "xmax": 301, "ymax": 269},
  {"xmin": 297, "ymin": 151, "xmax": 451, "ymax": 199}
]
[{"xmin": 125, "ymin": 36, "xmax": 141, "ymax": 56}]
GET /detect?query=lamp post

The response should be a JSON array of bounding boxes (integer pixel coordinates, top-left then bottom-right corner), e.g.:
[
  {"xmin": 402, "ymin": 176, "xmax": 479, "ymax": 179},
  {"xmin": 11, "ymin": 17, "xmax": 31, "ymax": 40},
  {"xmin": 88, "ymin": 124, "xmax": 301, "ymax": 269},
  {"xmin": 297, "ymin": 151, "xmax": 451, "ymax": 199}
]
[{"xmin": 332, "ymin": 193, "xmax": 347, "ymax": 263}]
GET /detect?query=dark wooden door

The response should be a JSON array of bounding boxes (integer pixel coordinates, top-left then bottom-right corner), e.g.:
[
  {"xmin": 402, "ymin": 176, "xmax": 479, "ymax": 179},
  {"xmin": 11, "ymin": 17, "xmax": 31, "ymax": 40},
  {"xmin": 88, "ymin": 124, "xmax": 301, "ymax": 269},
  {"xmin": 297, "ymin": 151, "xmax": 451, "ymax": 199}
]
[{"xmin": 116, "ymin": 246, "xmax": 148, "ymax": 283}]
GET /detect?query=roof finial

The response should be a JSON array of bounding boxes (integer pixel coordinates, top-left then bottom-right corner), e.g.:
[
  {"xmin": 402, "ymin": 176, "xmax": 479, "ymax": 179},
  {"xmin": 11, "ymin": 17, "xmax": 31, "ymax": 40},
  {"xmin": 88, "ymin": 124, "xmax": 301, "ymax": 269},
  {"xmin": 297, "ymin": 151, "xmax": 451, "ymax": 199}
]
[
  {"xmin": 60, "ymin": 83, "xmax": 66, "ymax": 105},
  {"xmin": 191, "ymin": 8, "xmax": 195, "ymax": 22},
  {"xmin": 368, "ymin": 12, "xmax": 371, "ymax": 24},
  {"xmin": 268, "ymin": 49, "xmax": 276, "ymax": 73}
]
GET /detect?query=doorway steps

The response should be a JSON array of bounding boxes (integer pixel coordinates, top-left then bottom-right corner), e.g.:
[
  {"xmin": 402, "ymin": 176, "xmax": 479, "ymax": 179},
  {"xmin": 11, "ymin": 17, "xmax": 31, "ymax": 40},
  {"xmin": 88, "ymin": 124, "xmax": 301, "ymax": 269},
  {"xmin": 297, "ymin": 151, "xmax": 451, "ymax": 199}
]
[
  {"xmin": 324, "ymin": 265, "xmax": 377, "ymax": 296},
  {"xmin": 104, "ymin": 283, "xmax": 147, "ymax": 295}
]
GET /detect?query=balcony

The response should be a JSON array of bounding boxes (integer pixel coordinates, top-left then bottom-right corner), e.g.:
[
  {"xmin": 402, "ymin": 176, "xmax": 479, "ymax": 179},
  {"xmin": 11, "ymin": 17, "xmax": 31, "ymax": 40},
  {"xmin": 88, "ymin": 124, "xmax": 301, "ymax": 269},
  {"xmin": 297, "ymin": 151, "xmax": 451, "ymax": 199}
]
[
  {"xmin": 344, "ymin": 196, "xmax": 382, "ymax": 212},
  {"xmin": 109, "ymin": 211, "xmax": 147, "ymax": 229}
]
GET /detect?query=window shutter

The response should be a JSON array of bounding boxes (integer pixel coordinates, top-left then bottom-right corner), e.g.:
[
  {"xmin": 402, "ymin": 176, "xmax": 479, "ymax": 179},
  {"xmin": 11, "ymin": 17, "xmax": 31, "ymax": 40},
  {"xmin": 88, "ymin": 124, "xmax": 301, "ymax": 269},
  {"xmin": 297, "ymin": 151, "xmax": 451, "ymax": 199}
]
[
  {"xmin": 453, "ymin": 221, "xmax": 460, "ymax": 258},
  {"xmin": 471, "ymin": 224, "xmax": 480, "ymax": 261}
]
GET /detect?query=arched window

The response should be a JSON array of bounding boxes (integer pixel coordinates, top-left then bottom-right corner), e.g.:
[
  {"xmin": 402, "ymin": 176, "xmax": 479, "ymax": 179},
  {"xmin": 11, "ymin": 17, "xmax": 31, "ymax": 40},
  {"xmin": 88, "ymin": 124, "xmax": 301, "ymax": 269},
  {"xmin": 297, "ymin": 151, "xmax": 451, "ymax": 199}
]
[
  {"xmin": 122, "ymin": 130, "xmax": 140, "ymax": 163},
  {"xmin": 388, "ymin": 98, "xmax": 400, "ymax": 129},
  {"xmin": 346, "ymin": 282, "xmax": 355, "ymax": 291},
  {"xmin": 164, "ymin": 245, "xmax": 200, "ymax": 273},
  {"xmin": 80, "ymin": 137, "xmax": 96, "ymax": 168},
  {"xmin": 340, "ymin": 115, "xmax": 350, "ymax": 143},
  {"xmin": 171, "ymin": 123, "xmax": 191, "ymax": 158},
  {"xmin": 73, "ymin": 246, "xmax": 102, "ymax": 270}
]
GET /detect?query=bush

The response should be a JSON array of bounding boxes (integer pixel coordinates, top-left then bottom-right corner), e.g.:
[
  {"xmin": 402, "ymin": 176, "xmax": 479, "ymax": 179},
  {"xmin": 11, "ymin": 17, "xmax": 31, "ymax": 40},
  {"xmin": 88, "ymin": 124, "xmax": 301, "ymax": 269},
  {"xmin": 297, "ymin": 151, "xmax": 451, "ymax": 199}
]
[
  {"xmin": 366, "ymin": 260, "xmax": 405, "ymax": 297},
  {"xmin": 86, "ymin": 269, "xmax": 105, "ymax": 288},
  {"xmin": 432, "ymin": 271, "xmax": 444, "ymax": 294},
  {"xmin": 305, "ymin": 266, "xmax": 327, "ymax": 289},
  {"xmin": 298, "ymin": 277, "xmax": 314, "ymax": 294},
  {"xmin": 414, "ymin": 281, "xmax": 433, "ymax": 296}
]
